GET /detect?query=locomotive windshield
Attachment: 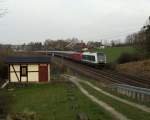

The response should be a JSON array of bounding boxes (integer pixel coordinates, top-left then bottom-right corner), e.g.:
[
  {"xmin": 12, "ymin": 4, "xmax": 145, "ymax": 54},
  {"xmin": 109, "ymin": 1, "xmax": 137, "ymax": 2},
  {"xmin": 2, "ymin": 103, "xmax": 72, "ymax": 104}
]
[
  {"xmin": 97, "ymin": 52, "xmax": 105, "ymax": 56},
  {"xmin": 97, "ymin": 52, "xmax": 106, "ymax": 63}
]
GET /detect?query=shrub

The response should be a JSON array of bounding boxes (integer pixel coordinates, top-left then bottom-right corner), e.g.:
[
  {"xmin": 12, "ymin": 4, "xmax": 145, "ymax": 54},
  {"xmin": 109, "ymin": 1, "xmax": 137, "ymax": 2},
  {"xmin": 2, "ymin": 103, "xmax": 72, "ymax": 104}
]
[
  {"xmin": 0, "ymin": 62, "xmax": 8, "ymax": 79},
  {"xmin": 6, "ymin": 112, "xmax": 38, "ymax": 120},
  {"xmin": 117, "ymin": 52, "xmax": 142, "ymax": 64},
  {"xmin": 0, "ymin": 90, "xmax": 12, "ymax": 119},
  {"xmin": 104, "ymin": 63, "xmax": 117, "ymax": 70}
]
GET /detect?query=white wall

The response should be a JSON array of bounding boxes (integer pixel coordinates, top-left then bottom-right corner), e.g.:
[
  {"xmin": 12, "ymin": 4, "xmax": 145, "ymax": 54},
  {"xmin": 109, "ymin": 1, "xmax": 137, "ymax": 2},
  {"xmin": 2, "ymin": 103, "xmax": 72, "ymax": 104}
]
[
  {"xmin": 28, "ymin": 65, "xmax": 38, "ymax": 71},
  {"xmin": 28, "ymin": 72, "xmax": 39, "ymax": 82},
  {"xmin": 10, "ymin": 64, "xmax": 39, "ymax": 82},
  {"xmin": 10, "ymin": 72, "xmax": 20, "ymax": 82},
  {"xmin": 28, "ymin": 65, "xmax": 39, "ymax": 82},
  {"xmin": 10, "ymin": 65, "xmax": 20, "ymax": 82}
]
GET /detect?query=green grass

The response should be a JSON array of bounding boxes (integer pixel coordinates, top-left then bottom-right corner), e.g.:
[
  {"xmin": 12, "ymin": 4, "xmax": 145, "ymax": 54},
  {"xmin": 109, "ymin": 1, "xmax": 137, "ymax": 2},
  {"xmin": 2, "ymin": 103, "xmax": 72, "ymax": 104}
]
[
  {"xmin": 9, "ymin": 83, "xmax": 115, "ymax": 120},
  {"xmin": 93, "ymin": 46, "xmax": 136, "ymax": 63},
  {"xmin": 77, "ymin": 74, "xmax": 150, "ymax": 107},
  {"xmin": 81, "ymin": 83, "xmax": 150, "ymax": 120}
]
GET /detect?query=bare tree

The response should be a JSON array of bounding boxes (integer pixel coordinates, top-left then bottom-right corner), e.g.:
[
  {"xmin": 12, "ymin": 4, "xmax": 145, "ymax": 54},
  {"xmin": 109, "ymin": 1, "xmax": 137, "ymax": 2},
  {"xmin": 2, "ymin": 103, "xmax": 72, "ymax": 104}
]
[
  {"xmin": 125, "ymin": 16, "xmax": 150, "ymax": 55},
  {"xmin": 0, "ymin": 1, "xmax": 7, "ymax": 18},
  {"xmin": 44, "ymin": 38, "xmax": 79, "ymax": 51},
  {"xmin": 26, "ymin": 42, "xmax": 43, "ymax": 51}
]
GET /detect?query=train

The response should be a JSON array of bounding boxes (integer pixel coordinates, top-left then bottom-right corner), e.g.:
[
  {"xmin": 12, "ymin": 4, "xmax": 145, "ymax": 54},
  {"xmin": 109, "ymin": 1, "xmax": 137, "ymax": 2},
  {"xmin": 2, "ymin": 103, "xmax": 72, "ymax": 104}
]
[{"xmin": 48, "ymin": 51, "xmax": 106, "ymax": 66}]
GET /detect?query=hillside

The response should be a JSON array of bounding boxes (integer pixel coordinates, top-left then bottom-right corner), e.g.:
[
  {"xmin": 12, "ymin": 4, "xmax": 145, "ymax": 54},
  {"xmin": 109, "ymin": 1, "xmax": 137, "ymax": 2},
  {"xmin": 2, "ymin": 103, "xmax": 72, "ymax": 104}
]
[
  {"xmin": 116, "ymin": 59, "xmax": 150, "ymax": 78},
  {"xmin": 94, "ymin": 46, "xmax": 136, "ymax": 63}
]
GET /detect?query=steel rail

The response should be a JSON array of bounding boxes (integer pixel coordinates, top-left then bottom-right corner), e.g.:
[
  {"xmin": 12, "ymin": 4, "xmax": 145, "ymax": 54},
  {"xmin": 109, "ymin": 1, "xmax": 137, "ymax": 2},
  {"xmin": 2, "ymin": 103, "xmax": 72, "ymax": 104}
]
[{"xmin": 52, "ymin": 56, "xmax": 150, "ymax": 88}]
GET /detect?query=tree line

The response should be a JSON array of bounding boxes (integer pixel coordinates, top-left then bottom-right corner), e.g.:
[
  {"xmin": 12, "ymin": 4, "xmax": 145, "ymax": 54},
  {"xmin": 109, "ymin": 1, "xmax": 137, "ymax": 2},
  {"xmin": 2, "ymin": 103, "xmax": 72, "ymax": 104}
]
[
  {"xmin": 125, "ymin": 17, "xmax": 150, "ymax": 56},
  {"xmin": 12, "ymin": 38, "xmax": 81, "ymax": 51}
]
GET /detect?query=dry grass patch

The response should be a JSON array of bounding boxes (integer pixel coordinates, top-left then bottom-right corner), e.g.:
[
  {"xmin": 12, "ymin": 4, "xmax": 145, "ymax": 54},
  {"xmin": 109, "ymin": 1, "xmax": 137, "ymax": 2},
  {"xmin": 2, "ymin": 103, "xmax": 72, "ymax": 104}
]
[{"xmin": 117, "ymin": 59, "xmax": 150, "ymax": 78}]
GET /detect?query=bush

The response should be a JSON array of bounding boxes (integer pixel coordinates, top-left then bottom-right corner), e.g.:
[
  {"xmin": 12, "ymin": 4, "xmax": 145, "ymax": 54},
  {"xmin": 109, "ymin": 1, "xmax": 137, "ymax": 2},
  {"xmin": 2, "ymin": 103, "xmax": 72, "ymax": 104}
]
[
  {"xmin": 104, "ymin": 63, "xmax": 117, "ymax": 70},
  {"xmin": 0, "ymin": 62, "xmax": 8, "ymax": 79},
  {"xmin": 117, "ymin": 52, "xmax": 142, "ymax": 64},
  {"xmin": 6, "ymin": 112, "xmax": 38, "ymax": 120},
  {"xmin": 0, "ymin": 90, "xmax": 12, "ymax": 119}
]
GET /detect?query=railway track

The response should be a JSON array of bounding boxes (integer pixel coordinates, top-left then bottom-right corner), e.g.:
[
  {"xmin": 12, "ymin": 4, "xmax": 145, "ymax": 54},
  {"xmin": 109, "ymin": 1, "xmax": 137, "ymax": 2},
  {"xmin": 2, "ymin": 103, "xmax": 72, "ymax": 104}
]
[
  {"xmin": 52, "ymin": 56, "xmax": 150, "ymax": 88},
  {"xmin": 90, "ymin": 67, "xmax": 150, "ymax": 88}
]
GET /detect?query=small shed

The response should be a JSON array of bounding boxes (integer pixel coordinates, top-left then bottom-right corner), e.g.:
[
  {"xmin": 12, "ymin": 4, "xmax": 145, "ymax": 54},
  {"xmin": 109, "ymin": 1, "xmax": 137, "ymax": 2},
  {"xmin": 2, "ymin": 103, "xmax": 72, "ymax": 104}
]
[{"xmin": 6, "ymin": 56, "xmax": 51, "ymax": 83}]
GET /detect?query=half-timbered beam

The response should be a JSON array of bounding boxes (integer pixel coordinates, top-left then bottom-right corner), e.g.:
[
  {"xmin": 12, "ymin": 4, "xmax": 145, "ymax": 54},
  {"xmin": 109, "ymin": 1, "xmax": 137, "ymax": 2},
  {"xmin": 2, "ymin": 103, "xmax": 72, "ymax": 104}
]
[{"xmin": 12, "ymin": 65, "xmax": 20, "ymax": 82}]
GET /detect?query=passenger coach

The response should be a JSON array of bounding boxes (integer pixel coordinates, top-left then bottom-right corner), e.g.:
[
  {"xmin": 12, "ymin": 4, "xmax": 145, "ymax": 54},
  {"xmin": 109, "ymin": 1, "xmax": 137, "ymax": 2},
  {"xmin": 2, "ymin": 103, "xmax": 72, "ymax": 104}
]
[{"xmin": 50, "ymin": 51, "xmax": 106, "ymax": 65}]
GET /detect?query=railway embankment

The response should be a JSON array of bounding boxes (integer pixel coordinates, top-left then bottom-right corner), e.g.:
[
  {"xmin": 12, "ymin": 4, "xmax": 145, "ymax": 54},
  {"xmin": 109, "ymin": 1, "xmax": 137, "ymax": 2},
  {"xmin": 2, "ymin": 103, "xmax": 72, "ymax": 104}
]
[
  {"xmin": 116, "ymin": 59, "xmax": 150, "ymax": 79},
  {"xmin": 76, "ymin": 75, "xmax": 150, "ymax": 107},
  {"xmin": 52, "ymin": 56, "xmax": 150, "ymax": 88}
]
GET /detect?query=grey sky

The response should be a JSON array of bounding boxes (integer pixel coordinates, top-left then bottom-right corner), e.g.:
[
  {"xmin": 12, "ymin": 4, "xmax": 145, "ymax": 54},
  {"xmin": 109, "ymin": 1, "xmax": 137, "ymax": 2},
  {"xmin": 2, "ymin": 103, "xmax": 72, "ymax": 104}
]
[{"xmin": 0, "ymin": 0, "xmax": 150, "ymax": 44}]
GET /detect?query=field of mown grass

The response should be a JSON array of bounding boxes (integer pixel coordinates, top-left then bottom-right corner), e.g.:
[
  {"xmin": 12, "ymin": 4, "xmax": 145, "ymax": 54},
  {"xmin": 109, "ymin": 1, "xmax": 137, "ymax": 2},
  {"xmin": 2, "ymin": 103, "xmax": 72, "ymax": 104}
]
[
  {"xmin": 9, "ymin": 83, "xmax": 115, "ymax": 120},
  {"xmin": 93, "ymin": 46, "xmax": 136, "ymax": 63}
]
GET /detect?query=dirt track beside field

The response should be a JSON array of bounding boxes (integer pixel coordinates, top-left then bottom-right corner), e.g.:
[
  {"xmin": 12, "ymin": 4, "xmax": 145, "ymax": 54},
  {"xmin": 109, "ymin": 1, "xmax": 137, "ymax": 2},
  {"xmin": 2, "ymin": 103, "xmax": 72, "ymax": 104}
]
[
  {"xmin": 78, "ymin": 79, "xmax": 150, "ymax": 113},
  {"xmin": 64, "ymin": 75, "xmax": 130, "ymax": 120}
]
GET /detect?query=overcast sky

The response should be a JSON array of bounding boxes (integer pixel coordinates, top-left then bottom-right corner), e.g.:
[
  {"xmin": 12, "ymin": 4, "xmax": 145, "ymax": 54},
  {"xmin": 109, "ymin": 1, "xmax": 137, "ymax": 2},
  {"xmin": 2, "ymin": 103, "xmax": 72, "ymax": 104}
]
[{"xmin": 0, "ymin": 0, "xmax": 150, "ymax": 44}]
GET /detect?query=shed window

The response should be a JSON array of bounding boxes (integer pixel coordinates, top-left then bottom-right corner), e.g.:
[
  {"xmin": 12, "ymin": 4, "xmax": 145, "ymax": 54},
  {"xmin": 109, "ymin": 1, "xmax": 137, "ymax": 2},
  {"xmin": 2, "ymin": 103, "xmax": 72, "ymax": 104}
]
[{"xmin": 21, "ymin": 66, "xmax": 27, "ymax": 76}]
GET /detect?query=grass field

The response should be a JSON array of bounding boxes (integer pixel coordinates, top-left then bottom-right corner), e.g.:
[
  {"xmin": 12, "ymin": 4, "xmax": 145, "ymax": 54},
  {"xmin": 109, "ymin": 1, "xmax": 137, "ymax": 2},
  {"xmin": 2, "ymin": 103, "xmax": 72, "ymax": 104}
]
[
  {"xmin": 93, "ymin": 46, "xmax": 136, "ymax": 63},
  {"xmin": 9, "ymin": 83, "xmax": 115, "ymax": 120}
]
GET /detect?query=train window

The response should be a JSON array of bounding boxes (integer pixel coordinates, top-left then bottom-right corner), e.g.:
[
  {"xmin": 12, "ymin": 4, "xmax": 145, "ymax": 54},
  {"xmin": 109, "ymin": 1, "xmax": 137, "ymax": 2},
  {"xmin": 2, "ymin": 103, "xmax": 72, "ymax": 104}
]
[
  {"xmin": 87, "ymin": 55, "xmax": 91, "ymax": 61},
  {"xmin": 87, "ymin": 55, "xmax": 90, "ymax": 60},
  {"xmin": 88, "ymin": 55, "xmax": 91, "ymax": 61},
  {"xmin": 83, "ymin": 55, "xmax": 95, "ymax": 61},
  {"xmin": 91, "ymin": 56, "xmax": 95, "ymax": 61},
  {"xmin": 83, "ymin": 55, "xmax": 85, "ymax": 59},
  {"xmin": 83, "ymin": 55, "xmax": 88, "ymax": 60}
]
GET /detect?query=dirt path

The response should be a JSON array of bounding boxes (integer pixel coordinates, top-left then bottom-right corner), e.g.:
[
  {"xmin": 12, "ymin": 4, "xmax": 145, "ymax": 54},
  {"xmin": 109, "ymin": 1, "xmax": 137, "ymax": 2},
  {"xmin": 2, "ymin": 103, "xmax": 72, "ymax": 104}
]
[
  {"xmin": 77, "ymin": 78, "xmax": 150, "ymax": 113},
  {"xmin": 64, "ymin": 75, "xmax": 130, "ymax": 120}
]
